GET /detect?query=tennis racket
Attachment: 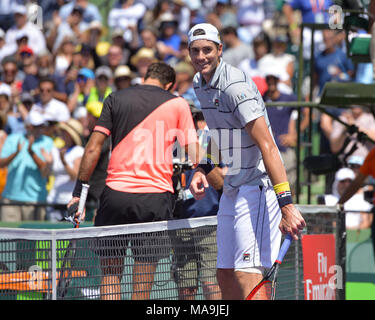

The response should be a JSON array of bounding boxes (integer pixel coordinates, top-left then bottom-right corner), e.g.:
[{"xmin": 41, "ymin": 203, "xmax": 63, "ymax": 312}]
[
  {"xmin": 57, "ymin": 184, "xmax": 90, "ymax": 299},
  {"xmin": 245, "ymin": 234, "xmax": 293, "ymax": 300}
]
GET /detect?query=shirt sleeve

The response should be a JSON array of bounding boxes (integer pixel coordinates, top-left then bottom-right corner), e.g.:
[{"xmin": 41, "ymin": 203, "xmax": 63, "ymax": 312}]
[
  {"xmin": 223, "ymin": 81, "xmax": 265, "ymax": 127},
  {"xmin": 0, "ymin": 134, "xmax": 18, "ymax": 158},
  {"xmin": 94, "ymin": 93, "xmax": 115, "ymax": 136},
  {"xmin": 175, "ymin": 97, "xmax": 198, "ymax": 147},
  {"xmin": 360, "ymin": 148, "xmax": 375, "ymax": 177}
]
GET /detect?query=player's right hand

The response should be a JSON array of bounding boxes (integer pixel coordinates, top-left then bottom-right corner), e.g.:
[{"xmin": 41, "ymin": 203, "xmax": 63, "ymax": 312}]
[
  {"xmin": 189, "ymin": 169, "xmax": 209, "ymax": 200},
  {"xmin": 67, "ymin": 197, "xmax": 86, "ymax": 223}
]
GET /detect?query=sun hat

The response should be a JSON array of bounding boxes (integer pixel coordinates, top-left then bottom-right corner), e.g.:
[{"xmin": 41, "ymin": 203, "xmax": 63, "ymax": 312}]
[
  {"xmin": 188, "ymin": 23, "xmax": 221, "ymax": 46},
  {"xmin": 26, "ymin": 110, "xmax": 46, "ymax": 127},
  {"xmin": 114, "ymin": 65, "xmax": 133, "ymax": 79},
  {"xmin": 130, "ymin": 47, "xmax": 157, "ymax": 66},
  {"xmin": 335, "ymin": 168, "xmax": 355, "ymax": 182},
  {"xmin": 57, "ymin": 118, "xmax": 83, "ymax": 146}
]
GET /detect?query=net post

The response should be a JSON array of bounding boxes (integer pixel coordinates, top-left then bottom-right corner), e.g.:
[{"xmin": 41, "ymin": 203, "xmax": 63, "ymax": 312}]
[
  {"xmin": 51, "ymin": 231, "xmax": 57, "ymax": 300},
  {"xmin": 335, "ymin": 205, "xmax": 346, "ymax": 300}
]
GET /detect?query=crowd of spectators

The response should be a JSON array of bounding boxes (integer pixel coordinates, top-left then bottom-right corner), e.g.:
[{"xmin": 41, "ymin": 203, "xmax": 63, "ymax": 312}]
[{"xmin": 0, "ymin": 0, "xmax": 373, "ymax": 226}]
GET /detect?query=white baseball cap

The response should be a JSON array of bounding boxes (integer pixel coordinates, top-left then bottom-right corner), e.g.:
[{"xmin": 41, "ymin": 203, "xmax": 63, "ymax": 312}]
[
  {"xmin": 335, "ymin": 168, "xmax": 355, "ymax": 182},
  {"xmin": 188, "ymin": 23, "xmax": 221, "ymax": 46},
  {"xmin": 26, "ymin": 110, "xmax": 46, "ymax": 127}
]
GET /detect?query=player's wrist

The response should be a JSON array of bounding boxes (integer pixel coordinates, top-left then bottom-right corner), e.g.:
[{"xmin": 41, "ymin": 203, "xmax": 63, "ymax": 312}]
[
  {"xmin": 196, "ymin": 157, "xmax": 215, "ymax": 175},
  {"xmin": 72, "ymin": 179, "xmax": 89, "ymax": 198},
  {"xmin": 273, "ymin": 182, "xmax": 293, "ymax": 208}
]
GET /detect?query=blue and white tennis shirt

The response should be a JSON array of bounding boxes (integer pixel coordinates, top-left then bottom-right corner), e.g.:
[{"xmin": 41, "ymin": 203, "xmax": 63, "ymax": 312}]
[{"xmin": 193, "ymin": 59, "xmax": 279, "ymax": 193}]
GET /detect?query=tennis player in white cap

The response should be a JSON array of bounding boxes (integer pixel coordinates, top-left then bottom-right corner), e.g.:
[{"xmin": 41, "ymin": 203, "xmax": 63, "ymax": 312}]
[{"xmin": 187, "ymin": 23, "xmax": 306, "ymax": 300}]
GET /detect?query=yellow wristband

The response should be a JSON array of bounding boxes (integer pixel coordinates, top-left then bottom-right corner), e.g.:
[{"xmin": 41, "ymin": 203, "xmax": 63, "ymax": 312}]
[
  {"xmin": 206, "ymin": 153, "xmax": 219, "ymax": 165},
  {"xmin": 273, "ymin": 182, "xmax": 291, "ymax": 194},
  {"xmin": 289, "ymin": 23, "xmax": 298, "ymax": 31}
]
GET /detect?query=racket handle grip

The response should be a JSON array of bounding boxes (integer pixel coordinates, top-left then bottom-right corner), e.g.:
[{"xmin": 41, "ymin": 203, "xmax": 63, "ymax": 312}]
[
  {"xmin": 77, "ymin": 183, "xmax": 90, "ymax": 223},
  {"xmin": 276, "ymin": 234, "xmax": 293, "ymax": 263}
]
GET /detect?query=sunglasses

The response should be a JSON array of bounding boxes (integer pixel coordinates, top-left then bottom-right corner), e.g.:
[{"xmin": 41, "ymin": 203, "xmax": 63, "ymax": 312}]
[
  {"xmin": 77, "ymin": 76, "xmax": 88, "ymax": 83},
  {"xmin": 338, "ymin": 179, "xmax": 353, "ymax": 184},
  {"xmin": 40, "ymin": 88, "xmax": 53, "ymax": 93},
  {"xmin": 348, "ymin": 164, "xmax": 361, "ymax": 169},
  {"xmin": 21, "ymin": 52, "xmax": 32, "ymax": 58}
]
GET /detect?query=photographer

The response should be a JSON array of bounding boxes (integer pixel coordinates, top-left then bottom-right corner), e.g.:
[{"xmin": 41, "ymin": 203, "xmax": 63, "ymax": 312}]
[
  {"xmin": 171, "ymin": 103, "xmax": 225, "ymax": 300},
  {"xmin": 339, "ymin": 147, "xmax": 375, "ymax": 251}
]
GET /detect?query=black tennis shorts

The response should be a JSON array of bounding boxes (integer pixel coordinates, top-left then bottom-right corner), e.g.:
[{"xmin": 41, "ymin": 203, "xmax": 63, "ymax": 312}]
[{"xmin": 94, "ymin": 186, "xmax": 175, "ymax": 262}]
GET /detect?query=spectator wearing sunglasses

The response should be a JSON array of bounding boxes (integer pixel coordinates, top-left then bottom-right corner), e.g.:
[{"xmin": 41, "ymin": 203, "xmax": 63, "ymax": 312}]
[{"xmin": 29, "ymin": 77, "xmax": 70, "ymax": 124}]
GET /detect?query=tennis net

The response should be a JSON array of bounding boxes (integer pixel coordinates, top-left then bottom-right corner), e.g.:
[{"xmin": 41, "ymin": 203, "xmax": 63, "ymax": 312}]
[{"xmin": 0, "ymin": 205, "xmax": 341, "ymax": 300}]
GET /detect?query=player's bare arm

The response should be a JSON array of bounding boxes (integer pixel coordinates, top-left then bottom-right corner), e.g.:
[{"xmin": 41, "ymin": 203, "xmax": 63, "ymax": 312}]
[
  {"xmin": 187, "ymin": 138, "xmax": 225, "ymax": 198},
  {"xmin": 245, "ymin": 115, "xmax": 306, "ymax": 239},
  {"xmin": 68, "ymin": 131, "xmax": 107, "ymax": 220}
]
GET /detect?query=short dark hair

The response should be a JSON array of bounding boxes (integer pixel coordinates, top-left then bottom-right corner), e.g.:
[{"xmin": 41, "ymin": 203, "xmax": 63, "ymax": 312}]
[
  {"xmin": 221, "ymin": 26, "xmax": 237, "ymax": 37},
  {"xmin": 144, "ymin": 62, "xmax": 176, "ymax": 88},
  {"xmin": 39, "ymin": 77, "xmax": 56, "ymax": 90}
]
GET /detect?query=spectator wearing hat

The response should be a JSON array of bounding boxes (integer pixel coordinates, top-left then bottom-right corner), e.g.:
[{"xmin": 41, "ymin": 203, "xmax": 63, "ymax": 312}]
[
  {"xmin": 54, "ymin": 35, "xmax": 77, "ymax": 77},
  {"xmin": 18, "ymin": 46, "xmax": 35, "ymax": 73},
  {"xmin": 79, "ymin": 67, "xmax": 112, "ymax": 137},
  {"xmin": 157, "ymin": 12, "xmax": 181, "ymax": 63},
  {"xmin": 324, "ymin": 168, "xmax": 373, "ymax": 230},
  {"xmin": 86, "ymin": 66, "xmax": 113, "ymax": 108},
  {"xmin": 82, "ymin": 20, "xmax": 109, "ymax": 58},
  {"xmin": 0, "ymin": 110, "xmax": 54, "ymax": 222},
  {"xmin": 114, "ymin": 65, "xmax": 133, "ymax": 91},
  {"xmin": 68, "ymin": 68, "xmax": 95, "ymax": 114},
  {"xmin": 0, "ymin": 27, "xmax": 13, "ymax": 64},
  {"xmin": 3, "ymin": 5, "xmax": 47, "ymax": 57},
  {"xmin": 46, "ymin": 118, "xmax": 84, "ymax": 221},
  {"xmin": 174, "ymin": 61, "xmax": 201, "ymax": 109},
  {"xmin": 347, "ymin": 155, "xmax": 365, "ymax": 176},
  {"xmin": 130, "ymin": 47, "xmax": 158, "ymax": 85},
  {"xmin": 221, "ymin": 26, "xmax": 254, "ymax": 69}
]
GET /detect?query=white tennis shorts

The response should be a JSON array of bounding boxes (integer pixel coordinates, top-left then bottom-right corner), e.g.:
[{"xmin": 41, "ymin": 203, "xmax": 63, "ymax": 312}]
[{"xmin": 216, "ymin": 185, "xmax": 282, "ymax": 270}]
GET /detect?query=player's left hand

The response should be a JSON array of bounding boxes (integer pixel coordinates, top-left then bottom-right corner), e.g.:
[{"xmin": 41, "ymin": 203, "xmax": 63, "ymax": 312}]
[{"xmin": 279, "ymin": 204, "xmax": 306, "ymax": 240}]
